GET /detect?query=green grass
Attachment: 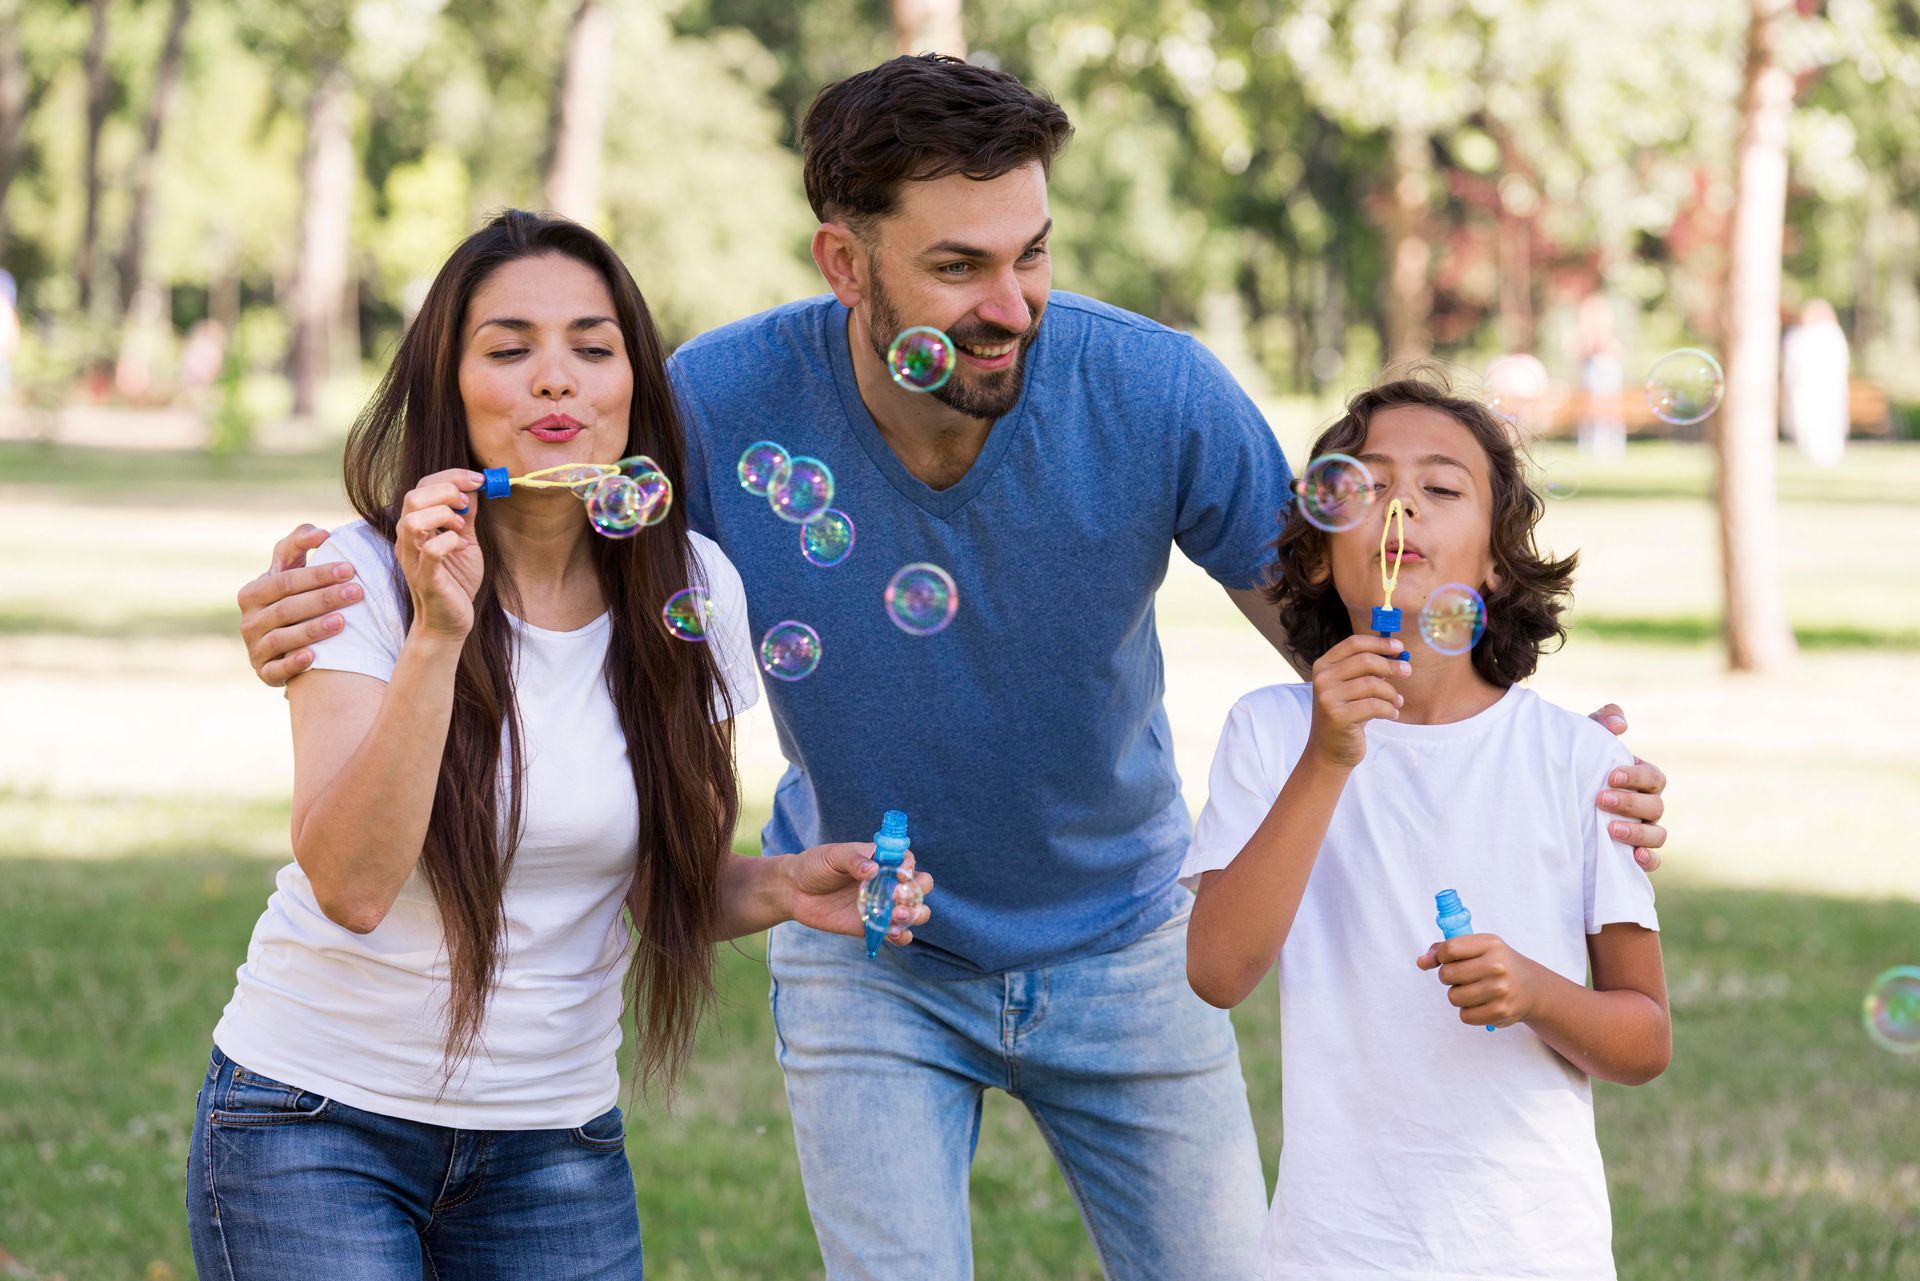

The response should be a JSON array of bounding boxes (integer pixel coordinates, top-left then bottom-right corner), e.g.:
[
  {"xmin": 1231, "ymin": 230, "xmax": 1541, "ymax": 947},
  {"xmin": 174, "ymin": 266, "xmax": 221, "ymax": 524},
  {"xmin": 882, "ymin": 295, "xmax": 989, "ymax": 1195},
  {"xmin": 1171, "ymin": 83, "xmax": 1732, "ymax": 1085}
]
[
  {"xmin": 4, "ymin": 434, "xmax": 1918, "ymax": 1277},
  {"xmin": 2, "ymin": 805, "xmax": 1917, "ymax": 1280}
]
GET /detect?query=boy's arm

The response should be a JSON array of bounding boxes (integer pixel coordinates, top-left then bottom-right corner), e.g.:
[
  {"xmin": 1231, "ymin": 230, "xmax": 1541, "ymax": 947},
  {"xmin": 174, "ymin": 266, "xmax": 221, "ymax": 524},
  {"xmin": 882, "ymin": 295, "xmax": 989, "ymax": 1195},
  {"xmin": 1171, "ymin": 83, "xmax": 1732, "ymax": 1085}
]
[
  {"xmin": 1418, "ymin": 924, "xmax": 1671, "ymax": 1085},
  {"xmin": 1188, "ymin": 633, "xmax": 1410, "ymax": 1009},
  {"xmin": 1188, "ymin": 753, "xmax": 1352, "ymax": 1009}
]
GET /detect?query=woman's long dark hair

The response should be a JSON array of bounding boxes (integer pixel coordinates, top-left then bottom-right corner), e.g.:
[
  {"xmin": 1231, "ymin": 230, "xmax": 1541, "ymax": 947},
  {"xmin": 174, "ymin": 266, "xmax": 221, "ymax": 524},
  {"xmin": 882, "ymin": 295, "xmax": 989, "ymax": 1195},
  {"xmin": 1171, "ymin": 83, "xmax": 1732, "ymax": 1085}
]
[{"xmin": 342, "ymin": 209, "xmax": 737, "ymax": 1094}]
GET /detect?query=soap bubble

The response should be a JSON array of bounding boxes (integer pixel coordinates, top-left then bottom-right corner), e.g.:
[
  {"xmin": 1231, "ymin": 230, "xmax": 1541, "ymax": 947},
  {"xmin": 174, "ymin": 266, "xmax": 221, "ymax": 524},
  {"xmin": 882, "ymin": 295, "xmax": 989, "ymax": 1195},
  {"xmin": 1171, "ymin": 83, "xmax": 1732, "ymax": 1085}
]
[
  {"xmin": 859, "ymin": 866, "xmax": 924, "ymax": 937},
  {"xmin": 738, "ymin": 442, "xmax": 792, "ymax": 496},
  {"xmin": 887, "ymin": 326, "xmax": 956, "ymax": 392},
  {"xmin": 1419, "ymin": 583, "xmax": 1487, "ymax": 656},
  {"xmin": 1645, "ymin": 349, "xmax": 1724, "ymax": 425},
  {"xmin": 759, "ymin": 620, "xmax": 823, "ymax": 681},
  {"xmin": 1540, "ymin": 458, "xmax": 1582, "ymax": 500},
  {"xmin": 585, "ymin": 476, "xmax": 645, "ymax": 539},
  {"xmin": 661, "ymin": 588, "xmax": 714, "ymax": 641},
  {"xmin": 885, "ymin": 563, "xmax": 958, "ymax": 636},
  {"xmin": 1292, "ymin": 454, "xmax": 1376, "ymax": 533},
  {"xmin": 800, "ymin": 509, "xmax": 856, "ymax": 567},
  {"xmin": 609, "ymin": 456, "xmax": 672, "ymax": 527},
  {"xmin": 769, "ymin": 456, "xmax": 835, "ymax": 524},
  {"xmin": 1485, "ymin": 354, "xmax": 1549, "ymax": 425},
  {"xmin": 1863, "ymin": 966, "xmax": 1920, "ymax": 1054}
]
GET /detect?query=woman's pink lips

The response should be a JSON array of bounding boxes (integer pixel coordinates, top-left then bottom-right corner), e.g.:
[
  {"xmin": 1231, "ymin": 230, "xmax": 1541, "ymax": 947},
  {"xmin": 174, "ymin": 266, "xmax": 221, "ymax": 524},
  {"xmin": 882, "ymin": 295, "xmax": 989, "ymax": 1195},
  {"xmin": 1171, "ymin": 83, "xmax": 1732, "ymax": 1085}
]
[{"xmin": 528, "ymin": 422, "xmax": 582, "ymax": 441}]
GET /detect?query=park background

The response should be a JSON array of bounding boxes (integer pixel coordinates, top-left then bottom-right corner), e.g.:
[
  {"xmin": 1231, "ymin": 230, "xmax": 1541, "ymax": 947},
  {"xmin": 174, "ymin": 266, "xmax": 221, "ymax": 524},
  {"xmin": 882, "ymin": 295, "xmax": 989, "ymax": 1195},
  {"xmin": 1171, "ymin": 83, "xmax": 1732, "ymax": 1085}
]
[{"xmin": 1, "ymin": 0, "xmax": 1917, "ymax": 1277}]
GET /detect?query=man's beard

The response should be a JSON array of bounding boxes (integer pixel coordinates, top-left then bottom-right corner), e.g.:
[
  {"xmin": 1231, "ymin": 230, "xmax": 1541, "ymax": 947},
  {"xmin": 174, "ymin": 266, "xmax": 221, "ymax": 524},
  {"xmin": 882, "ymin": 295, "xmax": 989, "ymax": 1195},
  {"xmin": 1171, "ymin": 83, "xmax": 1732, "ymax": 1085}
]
[{"xmin": 866, "ymin": 271, "xmax": 1035, "ymax": 421}]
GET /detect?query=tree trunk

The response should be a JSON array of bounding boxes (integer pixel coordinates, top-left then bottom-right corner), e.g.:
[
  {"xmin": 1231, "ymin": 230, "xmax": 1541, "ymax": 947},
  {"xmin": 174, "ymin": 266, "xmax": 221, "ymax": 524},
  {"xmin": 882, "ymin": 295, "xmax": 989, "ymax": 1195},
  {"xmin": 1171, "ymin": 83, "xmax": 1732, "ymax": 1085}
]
[
  {"xmin": 892, "ymin": 0, "xmax": 965, "ymax": 58},
  {"xmin": 1716, "ymin": 0, "xmax": 1798, "ymax": 673},
  {"xmin": 288, "ymin": 62, "xmax": 355, "ymax": 420},
  {"xmin": 115, "ymin": 0, "xmax": 192, "ymax": 314},
  {"xmin": 544, "ymin": 0, "xmax": 614, "ymax": 223},
  {"xmin": 1384, "ymin": 124, "xmax": 1433, "ymax": 363},
  {"xmin": 76, "ymin": 0, "xmax": 113, "ymax": 313}
]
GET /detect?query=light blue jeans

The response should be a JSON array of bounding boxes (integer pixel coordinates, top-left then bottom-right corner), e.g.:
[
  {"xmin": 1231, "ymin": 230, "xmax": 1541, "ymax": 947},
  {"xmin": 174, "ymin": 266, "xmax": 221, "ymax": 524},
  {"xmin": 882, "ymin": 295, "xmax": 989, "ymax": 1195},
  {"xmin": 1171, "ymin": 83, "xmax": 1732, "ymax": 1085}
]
[{"xmin": 768, "ymin": 898, "xmax": 1268, "ymax": 1280}]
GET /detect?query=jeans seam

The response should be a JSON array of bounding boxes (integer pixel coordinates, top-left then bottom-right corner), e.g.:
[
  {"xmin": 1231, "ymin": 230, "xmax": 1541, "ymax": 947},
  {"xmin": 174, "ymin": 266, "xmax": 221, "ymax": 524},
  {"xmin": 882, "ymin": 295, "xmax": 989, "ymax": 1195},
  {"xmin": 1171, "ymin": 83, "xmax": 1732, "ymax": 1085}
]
[
  {"xmin": 429, "ymin": 1134, "xmax": 492, "ymax": 1216},
  {"xmin": 202, "ymin": 1085, "xmax": 240, "ymax": 1281}
]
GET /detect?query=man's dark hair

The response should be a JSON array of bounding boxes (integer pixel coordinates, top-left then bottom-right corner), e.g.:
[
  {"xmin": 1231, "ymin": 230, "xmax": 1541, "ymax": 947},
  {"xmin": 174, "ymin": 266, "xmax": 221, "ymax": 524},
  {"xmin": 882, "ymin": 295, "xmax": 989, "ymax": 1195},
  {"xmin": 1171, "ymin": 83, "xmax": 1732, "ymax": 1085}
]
[
  {"xmin": 800, "ymin": 53, "xmax": 1074, "ymax": 229},
  {"xmin": 1265, "ymin": 368, "xmax": 1579, "ymax": 688}
]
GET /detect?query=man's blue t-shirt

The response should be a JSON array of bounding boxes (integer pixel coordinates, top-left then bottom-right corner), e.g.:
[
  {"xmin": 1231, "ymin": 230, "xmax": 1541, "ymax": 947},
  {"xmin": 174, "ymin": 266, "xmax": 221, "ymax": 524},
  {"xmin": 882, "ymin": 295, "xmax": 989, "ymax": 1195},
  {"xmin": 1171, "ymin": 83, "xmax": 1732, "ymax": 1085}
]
[{"xmin": 668, "ymin": 292, "xmax": 1291, "ymax": 977}]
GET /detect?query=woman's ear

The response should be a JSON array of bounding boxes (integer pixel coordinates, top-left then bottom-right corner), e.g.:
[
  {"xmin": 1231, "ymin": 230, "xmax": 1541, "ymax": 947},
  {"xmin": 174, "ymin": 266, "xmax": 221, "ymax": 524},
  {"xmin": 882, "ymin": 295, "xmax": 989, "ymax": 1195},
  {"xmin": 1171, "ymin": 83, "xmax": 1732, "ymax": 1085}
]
[{"xmin": 1304, "ymin": 544, "xmax": 1333, "ymax": 588}]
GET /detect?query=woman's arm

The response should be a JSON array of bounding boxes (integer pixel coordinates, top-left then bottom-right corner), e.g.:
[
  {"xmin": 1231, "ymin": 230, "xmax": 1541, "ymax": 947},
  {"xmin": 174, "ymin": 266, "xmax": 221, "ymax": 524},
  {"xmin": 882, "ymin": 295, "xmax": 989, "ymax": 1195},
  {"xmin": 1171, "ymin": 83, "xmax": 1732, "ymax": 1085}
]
[
  {"xmin": 287, "ymin": 632, "xmax": 464, "ymax": 933},
  {"xmin": 1419, "ymin": 924, "xmax": 1671, "ymax": 1085}
]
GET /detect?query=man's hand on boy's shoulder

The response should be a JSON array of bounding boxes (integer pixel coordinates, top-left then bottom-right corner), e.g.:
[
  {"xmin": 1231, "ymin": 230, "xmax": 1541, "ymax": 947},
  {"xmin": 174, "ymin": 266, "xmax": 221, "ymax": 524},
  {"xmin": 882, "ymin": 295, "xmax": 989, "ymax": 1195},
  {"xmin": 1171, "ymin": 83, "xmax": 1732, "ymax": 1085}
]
[{"xmin": 1587, "ymin": 703, "xmax": 1667, "ymax": 872}]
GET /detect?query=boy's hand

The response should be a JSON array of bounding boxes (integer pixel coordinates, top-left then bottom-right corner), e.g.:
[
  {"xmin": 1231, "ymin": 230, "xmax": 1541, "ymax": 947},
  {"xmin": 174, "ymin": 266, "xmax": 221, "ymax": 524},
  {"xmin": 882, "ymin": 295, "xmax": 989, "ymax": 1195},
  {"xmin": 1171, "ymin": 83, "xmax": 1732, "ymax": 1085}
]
[
  {"xmin": 1305, "ymin": 633, "xmax": 1410, "ymax": 769},
  {"xmin": 1417, "ymin": 933, "xmax": 1544, "ymax": 1029}
]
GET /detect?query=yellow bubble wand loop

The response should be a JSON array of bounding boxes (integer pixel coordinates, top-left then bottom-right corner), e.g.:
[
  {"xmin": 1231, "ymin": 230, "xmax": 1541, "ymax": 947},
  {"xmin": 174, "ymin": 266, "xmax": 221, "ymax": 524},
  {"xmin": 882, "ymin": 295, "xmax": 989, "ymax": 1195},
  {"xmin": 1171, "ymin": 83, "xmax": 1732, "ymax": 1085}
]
[{"xmin": 1370, "ymin": 498, "xmax": 1411, "ymax": 659}]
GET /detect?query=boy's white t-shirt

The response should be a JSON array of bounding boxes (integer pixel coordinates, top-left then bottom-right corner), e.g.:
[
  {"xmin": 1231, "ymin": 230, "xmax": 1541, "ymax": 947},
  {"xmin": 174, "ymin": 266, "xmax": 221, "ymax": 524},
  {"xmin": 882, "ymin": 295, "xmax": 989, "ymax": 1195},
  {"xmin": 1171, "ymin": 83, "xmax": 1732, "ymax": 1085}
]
[
  {"xmin": 1181, "ymin": 682, "xmax": 1659, "ymax": 1281},
  {"xmin": 212, "ymin": 519, "xmax": 759, "ymax": 1130}
]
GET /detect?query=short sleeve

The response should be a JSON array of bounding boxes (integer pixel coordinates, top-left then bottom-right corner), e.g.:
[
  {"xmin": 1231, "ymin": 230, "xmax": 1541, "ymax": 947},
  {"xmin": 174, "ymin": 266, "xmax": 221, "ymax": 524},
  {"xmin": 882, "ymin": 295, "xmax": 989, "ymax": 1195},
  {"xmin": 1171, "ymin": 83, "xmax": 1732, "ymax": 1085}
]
[
  {"xmin": 1171, "ymin": 339, "xmax": 1294, "ymax": 590},
  {"xmin": 1582, "ymin": 735, "xmax": 1660, "ymax": 934},
  {"xmin": 1179, "ymin": 689, "xmax": 1303, "ymax": 888},
  {"xmin": 688, "ymin": 532, "xmax": 760, "ymax": 723},
  {"xmin": 299, "ymin": 522, "xmax": 407, "ymax": 687},
  {"xmin": 667, "ymin": 355, "xmax": 720, "ymax": 542}
]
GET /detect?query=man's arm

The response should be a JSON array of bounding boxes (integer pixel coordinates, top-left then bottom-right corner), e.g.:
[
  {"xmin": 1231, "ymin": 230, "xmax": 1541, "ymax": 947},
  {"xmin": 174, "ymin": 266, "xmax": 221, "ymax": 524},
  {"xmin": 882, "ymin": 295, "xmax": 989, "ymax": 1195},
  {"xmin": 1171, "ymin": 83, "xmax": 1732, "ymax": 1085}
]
[{"xmin": 239, "ymin": 524, "xmax": 366, "ymax": 687}]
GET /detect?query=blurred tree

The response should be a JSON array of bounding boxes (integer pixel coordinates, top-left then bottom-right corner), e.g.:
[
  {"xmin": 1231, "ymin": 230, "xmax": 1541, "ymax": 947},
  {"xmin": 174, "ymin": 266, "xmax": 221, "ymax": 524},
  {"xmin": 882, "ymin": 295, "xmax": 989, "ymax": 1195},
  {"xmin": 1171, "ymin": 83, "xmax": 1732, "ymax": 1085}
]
[
  {"xmin": 113, "ymin": 0, "xmax": 192, "ymax": 315},
  {"xmin": 1717, "ymin": 0, "xmax": 1803, "ymax": 673},
  {"xmin": 75, "ymin": 0, "xmax": 113, "ymax": 311},
  {"xmin": 545, "ymin": 0, "xmax": 613, "ymax": 222}
]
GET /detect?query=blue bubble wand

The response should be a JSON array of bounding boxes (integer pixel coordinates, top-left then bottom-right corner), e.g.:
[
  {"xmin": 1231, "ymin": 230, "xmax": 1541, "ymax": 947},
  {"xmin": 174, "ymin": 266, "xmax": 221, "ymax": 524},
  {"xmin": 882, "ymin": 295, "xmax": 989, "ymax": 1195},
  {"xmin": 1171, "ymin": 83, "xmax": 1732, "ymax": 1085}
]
[{"xmin": 1435, "ymin": 888, "xmax": 1497, "ymax": 1032}]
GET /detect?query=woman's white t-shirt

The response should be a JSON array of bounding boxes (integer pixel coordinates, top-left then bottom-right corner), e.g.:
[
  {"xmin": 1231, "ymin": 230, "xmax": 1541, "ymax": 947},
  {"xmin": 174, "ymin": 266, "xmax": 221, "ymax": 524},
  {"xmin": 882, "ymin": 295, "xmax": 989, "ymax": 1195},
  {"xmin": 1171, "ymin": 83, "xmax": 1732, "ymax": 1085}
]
[
  {"xmin": 212, "ymin": 519, "xmax": 759, "ymax": 1130},
  {"xmin": 1181, "ymin": 682, "xmax": 1659, "ymax": 1281}
]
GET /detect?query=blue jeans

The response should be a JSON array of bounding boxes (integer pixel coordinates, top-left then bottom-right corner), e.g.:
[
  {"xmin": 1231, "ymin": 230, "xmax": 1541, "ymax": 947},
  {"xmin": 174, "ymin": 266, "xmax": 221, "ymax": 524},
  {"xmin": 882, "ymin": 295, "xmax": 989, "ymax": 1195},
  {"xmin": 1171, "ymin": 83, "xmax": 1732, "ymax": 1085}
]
[
  {"xmin": 769, "ymin": 899, "xmax": 1268, "ymax": 1280},
  {"xmin": 185, "ymin": 1046, "xmax": 644, "ymax": 1280}
]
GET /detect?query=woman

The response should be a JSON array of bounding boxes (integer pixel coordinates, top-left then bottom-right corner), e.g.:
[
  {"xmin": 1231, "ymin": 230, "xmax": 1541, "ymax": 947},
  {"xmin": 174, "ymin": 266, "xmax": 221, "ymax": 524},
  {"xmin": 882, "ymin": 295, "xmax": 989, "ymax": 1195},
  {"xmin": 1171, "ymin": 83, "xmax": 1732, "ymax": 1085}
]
[{"xmin": 186, "ymin": 210, "xmax": 932, "ymax": 1280}]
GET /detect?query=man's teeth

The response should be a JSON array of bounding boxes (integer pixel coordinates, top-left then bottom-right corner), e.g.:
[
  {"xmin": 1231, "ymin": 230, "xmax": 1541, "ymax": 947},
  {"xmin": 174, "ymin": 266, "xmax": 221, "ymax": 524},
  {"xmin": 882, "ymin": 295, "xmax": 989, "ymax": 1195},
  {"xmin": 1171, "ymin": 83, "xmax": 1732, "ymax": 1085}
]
[{"xmin": 959, "ymin": 341, "xmax": 1015, "ymax": 358}]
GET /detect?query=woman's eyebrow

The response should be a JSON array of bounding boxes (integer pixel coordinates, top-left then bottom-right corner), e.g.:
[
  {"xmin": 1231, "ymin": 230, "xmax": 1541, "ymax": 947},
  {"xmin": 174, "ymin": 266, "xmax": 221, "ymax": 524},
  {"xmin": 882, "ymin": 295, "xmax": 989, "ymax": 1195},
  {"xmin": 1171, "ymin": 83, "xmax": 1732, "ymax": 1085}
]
[{"xmin": 473, "ymin": 316, "xmax": 618, "ymax": 335}]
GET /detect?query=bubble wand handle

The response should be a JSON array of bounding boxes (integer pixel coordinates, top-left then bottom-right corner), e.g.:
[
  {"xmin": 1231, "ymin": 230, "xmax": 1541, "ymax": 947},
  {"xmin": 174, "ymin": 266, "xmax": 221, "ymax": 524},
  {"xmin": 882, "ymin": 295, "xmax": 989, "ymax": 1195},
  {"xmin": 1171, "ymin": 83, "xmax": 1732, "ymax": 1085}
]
[
  {"xmin": 1371, "ymin": 499, "xmax": 1411, "ymax": 660},
  {"xmin": 860, "ymin": 811, "xmax": 912, "ymax": 959},
  {"xmin": 1435, "ymin": 888, "xmax": 1496, "ymax": 1032}
]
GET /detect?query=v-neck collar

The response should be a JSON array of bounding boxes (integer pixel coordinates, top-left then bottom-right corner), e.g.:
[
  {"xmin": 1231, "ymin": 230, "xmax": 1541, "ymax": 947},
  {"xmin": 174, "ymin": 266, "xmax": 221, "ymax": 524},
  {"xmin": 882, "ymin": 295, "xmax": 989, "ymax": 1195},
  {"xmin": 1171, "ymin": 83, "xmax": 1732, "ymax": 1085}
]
[{"xmin": 827, "ymin": 299, "xmax": 1032, "ymax": 520}]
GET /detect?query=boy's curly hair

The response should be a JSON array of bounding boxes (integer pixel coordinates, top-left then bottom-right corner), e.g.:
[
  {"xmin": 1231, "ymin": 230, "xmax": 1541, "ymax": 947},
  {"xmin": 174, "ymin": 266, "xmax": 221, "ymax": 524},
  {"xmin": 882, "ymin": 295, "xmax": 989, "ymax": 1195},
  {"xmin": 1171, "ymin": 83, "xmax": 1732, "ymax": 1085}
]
[{"xmin": 1266, "ymin": 369, "xmax": 1577, "ymax": 688}]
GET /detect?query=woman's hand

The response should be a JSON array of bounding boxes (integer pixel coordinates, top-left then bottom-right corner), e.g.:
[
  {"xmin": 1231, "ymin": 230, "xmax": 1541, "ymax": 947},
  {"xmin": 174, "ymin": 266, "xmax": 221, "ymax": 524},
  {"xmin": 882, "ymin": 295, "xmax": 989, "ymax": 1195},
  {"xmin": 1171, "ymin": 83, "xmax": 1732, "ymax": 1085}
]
[
  {"xmin": 1417, "ymin": 933, "xmax": 1546, "ymax": 1029},
  {"xmin": 785, "ymin": 842, "xmax": 934, "ymax": 947},
  {"xmin": 395, "ymin": 471, "xmax": 486, "ymax": 640},
  {"xmin": 1305, "ymin": 633, "xmax": 1410, "ymax": 769}
]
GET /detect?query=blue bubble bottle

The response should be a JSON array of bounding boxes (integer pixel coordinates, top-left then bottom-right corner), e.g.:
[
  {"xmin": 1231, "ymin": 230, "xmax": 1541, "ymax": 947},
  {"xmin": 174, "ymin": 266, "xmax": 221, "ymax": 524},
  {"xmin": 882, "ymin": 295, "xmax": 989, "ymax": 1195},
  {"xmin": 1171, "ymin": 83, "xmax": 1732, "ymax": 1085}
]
[
  {"xmin": 859, "ymin": 810, "xmax": 915, "ymax": 958},
  {"xmin": 1435, "ymin": 888, "xmax": 1496, "ymax": 1032}
]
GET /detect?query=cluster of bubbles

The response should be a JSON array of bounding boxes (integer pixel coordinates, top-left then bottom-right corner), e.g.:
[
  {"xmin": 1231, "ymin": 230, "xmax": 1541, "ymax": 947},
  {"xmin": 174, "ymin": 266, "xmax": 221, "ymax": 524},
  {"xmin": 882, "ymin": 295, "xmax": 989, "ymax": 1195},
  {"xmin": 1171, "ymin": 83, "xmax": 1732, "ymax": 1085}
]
[
  {"xmin": 1863, "ymin": 966, "xmax": 1920, "ymax": 1055},
  {"xmin": 584, "ymin": 456, "xmax": 673, "ymax": 539},
  {"xmin": 714, "ymin": 410, "xmax": 961, "ymax": 677},
  {"xmin": 886, "ymin": 326, "xmax": 957, "ymax": 393}
]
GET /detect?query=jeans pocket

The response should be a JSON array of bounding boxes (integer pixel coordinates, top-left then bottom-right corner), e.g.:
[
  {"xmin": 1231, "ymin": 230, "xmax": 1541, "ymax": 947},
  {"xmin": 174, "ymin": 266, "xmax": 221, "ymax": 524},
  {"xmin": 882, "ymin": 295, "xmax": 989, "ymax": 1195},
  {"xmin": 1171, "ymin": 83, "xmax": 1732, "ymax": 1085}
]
[
  {"xmin": 212, "ymin": 1060, "xmax": 331, "ymax": 1127},
  {"xmin": 569, "ymin": 1105, "xmax": 628, "ymax": 1153}
]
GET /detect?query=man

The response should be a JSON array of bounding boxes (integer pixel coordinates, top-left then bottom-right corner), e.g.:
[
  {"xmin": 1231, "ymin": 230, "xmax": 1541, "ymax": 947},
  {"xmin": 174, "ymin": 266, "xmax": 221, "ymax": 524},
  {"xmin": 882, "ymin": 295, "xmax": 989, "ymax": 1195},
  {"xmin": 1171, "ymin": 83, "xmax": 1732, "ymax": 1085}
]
[{"xmin": 238, "ymin": 54, "xmax": 1669, "ymax": 1280}]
